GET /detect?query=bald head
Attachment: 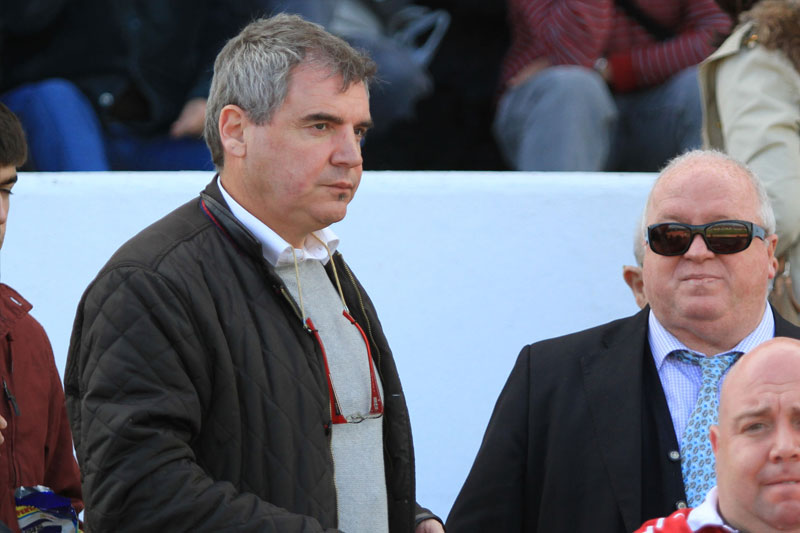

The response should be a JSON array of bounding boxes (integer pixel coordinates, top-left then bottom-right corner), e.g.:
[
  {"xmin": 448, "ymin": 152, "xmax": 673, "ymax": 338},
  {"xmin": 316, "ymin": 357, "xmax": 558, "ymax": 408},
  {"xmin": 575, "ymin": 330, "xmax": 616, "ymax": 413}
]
[
  {"xmin": 711, "ymin": 338, "xmax": 800, "ymax": 532},
  {"xmin": 640, "ymin": 149, "xmax": 779, "ymax": 356},
  {"xmin": 721, "ymin": 338, "xmax": 800, "ymax": 406},
  {"xmin": 641, "ymin": 150, "xmax": 776, "ymax": 238}
]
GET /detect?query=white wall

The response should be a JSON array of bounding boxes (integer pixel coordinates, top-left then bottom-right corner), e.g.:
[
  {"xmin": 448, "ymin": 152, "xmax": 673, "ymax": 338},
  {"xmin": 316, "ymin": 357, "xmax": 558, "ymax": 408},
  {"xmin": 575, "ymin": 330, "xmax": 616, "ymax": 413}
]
[{"xmin": 2, "ymin": 170, "xmax": 656, "ymax": 521}]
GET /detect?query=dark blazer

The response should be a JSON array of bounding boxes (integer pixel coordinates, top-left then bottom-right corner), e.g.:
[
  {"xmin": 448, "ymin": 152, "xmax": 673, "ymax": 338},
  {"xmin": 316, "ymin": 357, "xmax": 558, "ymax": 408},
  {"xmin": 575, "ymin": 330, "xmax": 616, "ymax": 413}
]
[{"xmin": 446, "ymin": 306, "xmax": 800, "ymax": 533}]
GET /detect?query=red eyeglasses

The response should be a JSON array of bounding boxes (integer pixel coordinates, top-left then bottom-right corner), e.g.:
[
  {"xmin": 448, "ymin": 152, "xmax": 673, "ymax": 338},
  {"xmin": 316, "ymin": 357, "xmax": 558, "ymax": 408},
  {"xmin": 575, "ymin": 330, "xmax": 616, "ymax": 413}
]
[{"xmin": 306, "ymin": 310, "xmax": 383, "ymax": 425}]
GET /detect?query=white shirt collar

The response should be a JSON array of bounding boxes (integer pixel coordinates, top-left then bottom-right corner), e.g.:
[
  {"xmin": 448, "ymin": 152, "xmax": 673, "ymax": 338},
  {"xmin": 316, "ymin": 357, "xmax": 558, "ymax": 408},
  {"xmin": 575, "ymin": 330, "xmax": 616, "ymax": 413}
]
[
  {"xmin": 219, "ymin": 180, "xmax": 339, "ymax": 267},
  {"xmin": 687, "ymin": 487, "xmax": 738, "ymax": 531},
  {"xmin": 648, "ymin": 304, "xmax": 774, "ymax": 366}
]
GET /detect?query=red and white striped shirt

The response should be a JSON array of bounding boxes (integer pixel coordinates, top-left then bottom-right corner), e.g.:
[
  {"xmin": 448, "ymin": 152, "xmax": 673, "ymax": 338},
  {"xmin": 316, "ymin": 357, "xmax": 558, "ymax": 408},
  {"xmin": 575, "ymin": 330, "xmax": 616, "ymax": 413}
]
[
  {"xmin": 501, "ymin": 0, "xmax": 731, "ymax": 93},
  {"xmin": 635, "ymin": 488, "xmax": 738, "ymax": 532}
]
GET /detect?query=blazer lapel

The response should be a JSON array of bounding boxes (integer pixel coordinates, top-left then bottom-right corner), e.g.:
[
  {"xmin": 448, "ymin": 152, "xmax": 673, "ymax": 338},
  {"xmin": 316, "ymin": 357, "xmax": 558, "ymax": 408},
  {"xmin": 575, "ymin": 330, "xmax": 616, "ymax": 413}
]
[{"xmin": 581, "ymin": 309, "xmax": 650, "ymax": 532}]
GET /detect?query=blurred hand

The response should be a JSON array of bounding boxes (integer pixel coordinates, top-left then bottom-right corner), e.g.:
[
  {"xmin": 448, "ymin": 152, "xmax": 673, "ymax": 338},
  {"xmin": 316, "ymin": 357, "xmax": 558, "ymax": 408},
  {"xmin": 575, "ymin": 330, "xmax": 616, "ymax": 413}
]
[
  {"xmin": 416, "ymin": 519, "xmax": 445, "ymax": 533},
  {"xmin": 507, "ymin": 57, "xmax": 551, "ymax": 88},
  {"xmin": 0, "ymin": 415, "xmax": 6, "ymax": 445},
  {"xmin": 170, "ymin": 98, "xmax": 207, "ymax": 138}
]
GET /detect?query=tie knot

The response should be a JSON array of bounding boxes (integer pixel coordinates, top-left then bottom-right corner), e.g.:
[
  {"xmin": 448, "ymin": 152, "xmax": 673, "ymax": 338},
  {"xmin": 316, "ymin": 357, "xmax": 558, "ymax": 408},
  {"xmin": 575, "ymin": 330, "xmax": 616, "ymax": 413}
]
[{"xmin": 671, "ymin": 349, "xmax": 743, "ymax": 379}]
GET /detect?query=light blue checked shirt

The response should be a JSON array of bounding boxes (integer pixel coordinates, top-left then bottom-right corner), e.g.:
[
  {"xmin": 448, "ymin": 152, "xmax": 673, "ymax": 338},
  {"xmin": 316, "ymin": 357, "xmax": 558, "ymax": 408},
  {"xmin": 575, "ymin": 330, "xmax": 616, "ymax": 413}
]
[{"xmin": 648, "ymin": 305, "xmax": 774, "ymax": 447}]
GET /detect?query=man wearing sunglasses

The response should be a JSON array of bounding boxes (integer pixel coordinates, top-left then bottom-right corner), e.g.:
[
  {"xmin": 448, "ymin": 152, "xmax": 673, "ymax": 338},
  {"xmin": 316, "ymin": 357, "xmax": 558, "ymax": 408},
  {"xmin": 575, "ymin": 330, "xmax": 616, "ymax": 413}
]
[{"xmin": 447, "ymin": 149, "xmax": 800, "ymax": 533}]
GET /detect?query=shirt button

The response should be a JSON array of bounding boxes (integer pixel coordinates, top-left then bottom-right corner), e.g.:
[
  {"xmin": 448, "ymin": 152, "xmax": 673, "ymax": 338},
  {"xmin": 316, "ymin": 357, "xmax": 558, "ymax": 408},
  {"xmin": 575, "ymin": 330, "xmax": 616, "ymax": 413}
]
[
  {"xmin": 668, "ymin": 450, "xmax": 681, "ymax": 461},
  {"xmin": 676, "ymin": 501, "xmax": 687, "ymax": 509}
]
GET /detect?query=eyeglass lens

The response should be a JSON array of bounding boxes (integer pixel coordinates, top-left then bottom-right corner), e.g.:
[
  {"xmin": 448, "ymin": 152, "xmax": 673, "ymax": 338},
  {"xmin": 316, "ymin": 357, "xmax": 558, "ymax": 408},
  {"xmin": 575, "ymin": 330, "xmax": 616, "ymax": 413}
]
[{"xmin": 649, "ymin": 221, "xmax": 752, "ymax": 255}]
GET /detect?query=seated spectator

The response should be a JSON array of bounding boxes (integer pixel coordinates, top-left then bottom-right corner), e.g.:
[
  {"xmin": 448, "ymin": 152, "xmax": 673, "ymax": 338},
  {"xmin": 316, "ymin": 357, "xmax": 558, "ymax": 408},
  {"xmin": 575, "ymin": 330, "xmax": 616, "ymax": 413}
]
[
  {"xmin": 262, "ymin": 0, "xmax": 448, "ymax": 140},
  {"xmin": 0, "ymin": 103, "xmax": 82, "ymax": 532},
  {"xmin": 495, "ymin": 0, "xmax": 730, "ymax": 171},
  {"xmin": 635, "ymin": 336, "xmax": 800, "ymax": 532},
  {"xmin": 699, "ymin": 0, "xmax": 800, "ymax": 325},
  {"xmin": 0, "ymin": 0, "xmax": 254, "ymax": 171}
]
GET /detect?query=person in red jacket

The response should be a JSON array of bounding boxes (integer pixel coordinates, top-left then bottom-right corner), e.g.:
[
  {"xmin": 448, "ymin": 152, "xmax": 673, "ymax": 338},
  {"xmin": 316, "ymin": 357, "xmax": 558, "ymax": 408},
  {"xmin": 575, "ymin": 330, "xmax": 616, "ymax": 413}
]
[
  {"xmin": 636, "ymin": 337, "xmax": 800, "ymax": 532},
  {"xmin": 0, "ymin": 102, "xmax": 83, "ymax": 532}
]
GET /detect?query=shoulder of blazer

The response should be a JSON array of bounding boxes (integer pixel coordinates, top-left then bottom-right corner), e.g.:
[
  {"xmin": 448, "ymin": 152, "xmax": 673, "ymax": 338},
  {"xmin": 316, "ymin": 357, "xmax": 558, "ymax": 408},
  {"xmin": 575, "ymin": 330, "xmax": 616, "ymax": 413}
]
[{"xmin": 522, "ymin": 307, "xmax": 650, "ymax": 364}]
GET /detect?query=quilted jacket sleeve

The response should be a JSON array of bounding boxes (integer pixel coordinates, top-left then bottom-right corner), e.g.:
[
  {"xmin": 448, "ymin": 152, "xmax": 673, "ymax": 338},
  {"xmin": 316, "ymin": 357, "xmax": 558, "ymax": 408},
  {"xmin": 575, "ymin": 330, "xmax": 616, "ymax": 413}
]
[{"xmin": 65, "ymin": 266, "xmax": 339, "ymax": 532}]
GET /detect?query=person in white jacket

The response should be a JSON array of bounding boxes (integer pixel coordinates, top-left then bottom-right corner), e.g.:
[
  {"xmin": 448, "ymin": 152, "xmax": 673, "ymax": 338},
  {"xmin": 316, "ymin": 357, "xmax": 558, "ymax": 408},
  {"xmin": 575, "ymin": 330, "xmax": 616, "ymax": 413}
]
[{"xmin": 700, "ymin": 0, "xmax": 800, "ymax": 324}]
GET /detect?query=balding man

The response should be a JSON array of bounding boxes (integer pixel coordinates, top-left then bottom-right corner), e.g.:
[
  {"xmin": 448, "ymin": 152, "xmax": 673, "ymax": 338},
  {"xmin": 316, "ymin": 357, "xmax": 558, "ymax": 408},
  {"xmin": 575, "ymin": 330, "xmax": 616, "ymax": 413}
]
[
  {"xmin": 446, "ymin": 150, "xmax": 800, "ymax": 533},
  {"xmin": 636, "ymin": 337, "xmax": 800, "ymax": 532}
]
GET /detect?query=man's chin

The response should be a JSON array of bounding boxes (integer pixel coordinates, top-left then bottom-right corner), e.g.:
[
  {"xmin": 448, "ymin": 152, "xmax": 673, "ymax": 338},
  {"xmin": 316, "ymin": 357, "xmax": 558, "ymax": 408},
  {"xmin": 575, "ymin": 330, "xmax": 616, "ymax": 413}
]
[
  {"xmin": 756, "ymin": 487, "xmax": 800, "ymax": 529},
  {"xmin": 322, "ymin": 204, "xmax": 349, "ymax": 224},
  {"xmin": 674, "ymin": 298, "xmax": 727, "ymax": 322}
]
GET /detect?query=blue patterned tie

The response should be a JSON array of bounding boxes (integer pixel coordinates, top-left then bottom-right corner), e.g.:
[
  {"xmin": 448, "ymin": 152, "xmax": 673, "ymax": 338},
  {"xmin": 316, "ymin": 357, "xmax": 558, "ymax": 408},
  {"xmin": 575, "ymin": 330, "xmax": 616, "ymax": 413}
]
[{"xmin": 672, "ymin": 349, "xmax": 743, "ymax": 507}]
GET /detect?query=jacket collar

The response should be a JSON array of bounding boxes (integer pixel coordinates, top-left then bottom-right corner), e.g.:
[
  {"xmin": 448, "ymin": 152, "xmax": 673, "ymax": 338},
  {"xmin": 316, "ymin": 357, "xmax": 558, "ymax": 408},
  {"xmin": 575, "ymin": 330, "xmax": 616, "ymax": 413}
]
[
  {"xmin": 198, "ymin": 176, "xmax": 347, "ymax": 311},
  {"xmin": 0, "ymin": 284, "xmax": 32, "ymax": 337},
  {"xmin": 199, "ymin": 176, "xmax": 265, "ymax": 263}
]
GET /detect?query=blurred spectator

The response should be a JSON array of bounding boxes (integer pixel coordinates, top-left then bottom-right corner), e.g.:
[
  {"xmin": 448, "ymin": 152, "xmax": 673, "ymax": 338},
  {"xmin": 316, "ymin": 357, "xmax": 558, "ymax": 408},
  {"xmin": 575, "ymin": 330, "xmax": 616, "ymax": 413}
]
[
  {"xmin": 699, "ymin": 0, "xmax": 800, "ymax": 325},
  {"xmin": 495, "ymin": 0, "xmax": 731, "ymax": 172},
  {"xmin": 262, "ymin": 0, "xmax": 448, "ymax": 140},
  {"xmin": 0, "ymin": 0, "xmax": 254, "ymax": 171},
  {"xmin": 385, "ymin": 0, "xmax": 509, "ymax": 170}
]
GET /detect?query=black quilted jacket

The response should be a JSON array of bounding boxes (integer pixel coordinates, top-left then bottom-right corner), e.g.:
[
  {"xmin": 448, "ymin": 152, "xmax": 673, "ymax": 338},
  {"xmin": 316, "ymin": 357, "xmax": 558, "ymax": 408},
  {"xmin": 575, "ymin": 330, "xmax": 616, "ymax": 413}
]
[{"xmin": 65, "ymin": 178, "xmax": 436, "ymax": 532}]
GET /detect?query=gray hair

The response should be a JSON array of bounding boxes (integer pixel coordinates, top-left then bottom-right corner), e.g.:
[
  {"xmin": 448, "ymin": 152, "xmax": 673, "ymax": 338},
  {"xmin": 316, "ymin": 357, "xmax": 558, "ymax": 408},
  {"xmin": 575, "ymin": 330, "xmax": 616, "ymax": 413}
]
[
  {"xmin": 640, "ymin": 149, "xmax": 777, "ymax": 245},
  {"xmin": 204, "ymin": 13, "xmax": 377, "ymax": 169}
]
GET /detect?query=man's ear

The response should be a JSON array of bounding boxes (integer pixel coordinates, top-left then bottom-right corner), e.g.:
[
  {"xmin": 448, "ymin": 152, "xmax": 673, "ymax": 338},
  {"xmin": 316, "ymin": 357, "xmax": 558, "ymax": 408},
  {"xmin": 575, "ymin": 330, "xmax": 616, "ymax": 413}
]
[
  {"xmin": 622, "ymin": 265, "xmax": 648, "ymax": 309},
  {"xmin": 219, "ymin": 104, "xmax": 248, "ymax": 159},
  {"xmin": 766, "ymin": 233, "xmax": 779, "ymax": 280},
  {"xmin": 710, "ymin": 424, "xmax": 719, "ymax": 456}
]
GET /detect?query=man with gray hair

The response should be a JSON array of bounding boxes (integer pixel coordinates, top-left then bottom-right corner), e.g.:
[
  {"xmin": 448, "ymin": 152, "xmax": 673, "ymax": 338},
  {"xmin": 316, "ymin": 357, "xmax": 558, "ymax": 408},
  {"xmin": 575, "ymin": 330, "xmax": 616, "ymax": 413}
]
[
  {"xmin": 447, "ymin": 149, "xmax": 800, "ymax": 533},
  {"xmin": 65, "ymin": 14, "xmax": 442, "ymax": 533}
]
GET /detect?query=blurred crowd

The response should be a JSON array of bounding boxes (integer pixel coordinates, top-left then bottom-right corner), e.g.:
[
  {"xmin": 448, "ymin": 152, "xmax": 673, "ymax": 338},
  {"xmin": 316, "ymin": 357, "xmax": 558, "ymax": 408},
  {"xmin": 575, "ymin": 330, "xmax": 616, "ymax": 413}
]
[{"xmin": 0, "ymin": 0, "xmax": 506, "ymax": 172}]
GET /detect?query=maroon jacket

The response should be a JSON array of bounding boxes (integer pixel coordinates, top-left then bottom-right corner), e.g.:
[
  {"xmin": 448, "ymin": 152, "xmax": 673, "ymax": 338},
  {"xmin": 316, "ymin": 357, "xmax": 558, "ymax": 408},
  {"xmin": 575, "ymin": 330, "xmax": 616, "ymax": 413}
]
[{"xmin": 0, "ymin": 284, "xmax": 82, "ymax": 532}]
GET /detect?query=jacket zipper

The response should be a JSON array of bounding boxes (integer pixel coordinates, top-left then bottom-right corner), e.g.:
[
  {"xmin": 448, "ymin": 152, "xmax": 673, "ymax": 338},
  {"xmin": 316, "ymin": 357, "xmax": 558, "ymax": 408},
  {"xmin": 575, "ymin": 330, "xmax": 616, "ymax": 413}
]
[
  {"xmin": 3, "ymin": 378, "xmax": 19, "ymax": 487},
  {"xmin": 278, "ymin": 286, "xmax": 303, "ymax": 321}
]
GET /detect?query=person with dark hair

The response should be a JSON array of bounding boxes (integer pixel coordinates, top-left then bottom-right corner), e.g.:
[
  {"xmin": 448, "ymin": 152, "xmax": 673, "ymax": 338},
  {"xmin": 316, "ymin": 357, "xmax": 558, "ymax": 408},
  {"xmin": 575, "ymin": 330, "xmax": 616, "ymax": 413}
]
[
  {"xmin": 699, "ymin": 0, "xmax": 800, "ymax": 326},
  {"xmin": 66, "ymin": 14, "xmax": 442, "ymax": 533},
  {"xmin": 0, "ymin": 103, "xmax": 83, "ymax": 532}
]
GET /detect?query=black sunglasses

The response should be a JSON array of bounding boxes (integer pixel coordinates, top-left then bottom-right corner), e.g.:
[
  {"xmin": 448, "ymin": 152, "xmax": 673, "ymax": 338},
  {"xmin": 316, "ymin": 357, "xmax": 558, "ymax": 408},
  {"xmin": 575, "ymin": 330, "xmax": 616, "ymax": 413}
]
[{"xmin": 646, "ymin": 220, "xmax": 768, "ymax": 256}]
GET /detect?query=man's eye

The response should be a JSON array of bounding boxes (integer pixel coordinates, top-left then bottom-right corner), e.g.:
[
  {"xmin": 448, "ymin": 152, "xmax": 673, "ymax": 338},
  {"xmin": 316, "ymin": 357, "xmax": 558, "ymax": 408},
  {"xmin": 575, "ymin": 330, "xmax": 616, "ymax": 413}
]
[
  {"xmin": 354, "ymin": 128, "xmax": 367, "ymax": 139},
  {"xmin": 744, "ymin": 422, "xmax": 766, "ymax": 433},
  {"xmin": 0, "ymin": 189, "xmax": 13, "ymax": 197},
  {"xmin": 312, "ymin": 123, "xmax": 327, "ymax": 131}
]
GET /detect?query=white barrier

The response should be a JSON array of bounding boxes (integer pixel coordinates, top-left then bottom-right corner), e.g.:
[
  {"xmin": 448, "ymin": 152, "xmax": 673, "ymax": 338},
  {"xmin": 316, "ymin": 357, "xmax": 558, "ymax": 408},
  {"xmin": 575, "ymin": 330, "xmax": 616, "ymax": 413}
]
[{"xmin": 3, "ymin": 170, "xmax": 656, "ymax": 520}]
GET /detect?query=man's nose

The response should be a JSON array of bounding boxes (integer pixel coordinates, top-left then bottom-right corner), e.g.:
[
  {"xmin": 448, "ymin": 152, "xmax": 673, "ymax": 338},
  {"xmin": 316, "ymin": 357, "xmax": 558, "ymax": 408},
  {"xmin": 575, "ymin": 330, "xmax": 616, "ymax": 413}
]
[
  {"xmin": 769, "ymin": 422, "xmax": 800, "ymax": 463},
  {"xmin": 331, "ymin": 130, "xmax": 363, "ymax": 168},
  {"xmin": 683, "ymin": 233, "xmax": 714, "ymax": 259}
]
